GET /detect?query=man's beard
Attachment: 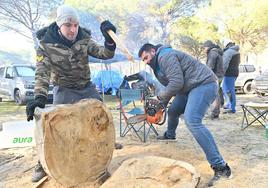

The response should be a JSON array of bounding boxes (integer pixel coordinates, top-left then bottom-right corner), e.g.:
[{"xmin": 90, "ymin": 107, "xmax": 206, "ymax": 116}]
[{"xmin": 148, "ymin": 55, "xmax": 157, "ymax": 70}]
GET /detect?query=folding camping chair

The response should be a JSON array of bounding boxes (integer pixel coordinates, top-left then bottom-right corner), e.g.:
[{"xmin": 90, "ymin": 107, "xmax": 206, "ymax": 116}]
[
  {"xmin": 118, "ymin": 89, "xmax": 159, "ymax": 142},
  {"xmin": 241, "ymin": 102, "xmax": 268, "ymax": 130}
]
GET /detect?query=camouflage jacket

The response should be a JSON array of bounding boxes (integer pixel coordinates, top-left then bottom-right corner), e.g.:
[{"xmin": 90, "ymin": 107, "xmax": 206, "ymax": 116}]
[{"xmin": 35, "ymin": 22, "xmax": 115, "ymax": 98}]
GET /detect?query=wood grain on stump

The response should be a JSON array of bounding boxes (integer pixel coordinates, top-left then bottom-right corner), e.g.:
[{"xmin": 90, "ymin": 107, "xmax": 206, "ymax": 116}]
[
  {"xmin": 34, "ymin": 99, "xmax": 115, "ymax": 187},
  {"xmin": 101, "ymin": 156, "xmax": 200, "ymax": 188}
]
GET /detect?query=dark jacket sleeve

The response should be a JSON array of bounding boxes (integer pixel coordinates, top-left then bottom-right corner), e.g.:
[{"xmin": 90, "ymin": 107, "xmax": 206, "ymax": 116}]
[
  {"xmin": 158, "ymin": 54, "xmax": 184, "ymax": 99},
  {"xmin": 207, "ymin": 51, "xmax": 218, "ymax": 71}
]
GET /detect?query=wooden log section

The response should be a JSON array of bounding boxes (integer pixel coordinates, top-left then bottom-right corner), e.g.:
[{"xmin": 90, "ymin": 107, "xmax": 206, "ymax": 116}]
[
  {"xmin": 34, "ymin": 99, "xmax": 115, "ymax": 187},
  {"xmin": 101, "ymin": 156, "xmax": 200, "ymax": 188}
]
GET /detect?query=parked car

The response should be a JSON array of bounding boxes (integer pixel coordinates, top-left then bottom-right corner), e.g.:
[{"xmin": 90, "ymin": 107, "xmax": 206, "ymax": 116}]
[
  {"xmin": 235, "ymin": 64, "xmax": 258, "ymax": 94},
  {"xmin": 252, "ymin": 70, "xmax": 268, "ymax": 96},
  {"xmin": 0, "ymin": 64, "xmax": 53, "ymax": 105}
]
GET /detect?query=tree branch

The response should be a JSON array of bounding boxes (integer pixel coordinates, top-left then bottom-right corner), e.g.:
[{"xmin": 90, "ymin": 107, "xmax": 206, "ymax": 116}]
[{"xmin": 0, "ymin": 23, "xmax": 32, "ymax": 40}]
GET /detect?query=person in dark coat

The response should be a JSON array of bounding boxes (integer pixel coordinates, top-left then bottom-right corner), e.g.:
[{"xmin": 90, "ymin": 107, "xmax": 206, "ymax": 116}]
[
  {"xmin": 222, "ymin": 42, "xmax": 240, "ymax": 113},
  {"xmin": 203, "ymin": 40, "xmax": 224, "ymax": 119},
  {"xmin": 138, "ymin": 43, "xmax": 232, "ymax": 187}
]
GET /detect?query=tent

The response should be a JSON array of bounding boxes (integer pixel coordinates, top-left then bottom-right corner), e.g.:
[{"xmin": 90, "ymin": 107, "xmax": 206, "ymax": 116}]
[{"xmin": 91, "ymin": 70, "xmax": 124, "ymax": 95}]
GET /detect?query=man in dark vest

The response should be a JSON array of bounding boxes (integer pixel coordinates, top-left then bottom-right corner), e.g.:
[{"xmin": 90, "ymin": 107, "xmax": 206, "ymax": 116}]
[{"xmin": 222, "ymin": 42, "xmax": 240, "ymax": 113}]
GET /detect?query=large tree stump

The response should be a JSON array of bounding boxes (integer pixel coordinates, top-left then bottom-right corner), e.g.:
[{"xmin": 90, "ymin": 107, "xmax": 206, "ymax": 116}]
[
  {"xmin": 101, "ymin": 156, "xmax": 200, "ymax": 188},
  {"xmin": 34, "ymin": 99, "xmax": 115, "ymax": 187}
]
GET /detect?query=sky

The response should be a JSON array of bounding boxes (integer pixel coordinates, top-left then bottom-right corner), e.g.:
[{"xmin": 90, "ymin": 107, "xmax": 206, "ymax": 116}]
[{"xmin": 0, "ymin": 30, "xmax": 35, "ymax": 61}]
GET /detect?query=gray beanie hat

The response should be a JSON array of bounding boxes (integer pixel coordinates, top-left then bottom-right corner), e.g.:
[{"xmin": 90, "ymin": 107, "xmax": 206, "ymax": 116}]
[{"xmin": 56, "ymin": 5, "xmax": 79, "ymax": 27}]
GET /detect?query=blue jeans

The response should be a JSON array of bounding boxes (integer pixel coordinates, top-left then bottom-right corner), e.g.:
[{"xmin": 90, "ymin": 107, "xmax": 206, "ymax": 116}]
[
  {"xmin": 222, "ymin": 76, "xmax": 237, "ymax": 112},
  {"xmin": 166, "ymin": 82, "xmax": 225, "ymax": 167}
]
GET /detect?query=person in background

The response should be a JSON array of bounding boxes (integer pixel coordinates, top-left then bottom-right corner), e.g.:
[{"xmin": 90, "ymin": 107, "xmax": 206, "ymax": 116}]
[
  {"xmin": 222, "ymin": 42, "xmax": 240, "ymax": 113},
  {"xmin": 138, "ymin": 43, "xmax": 232, "ymax": 187},
  {"xmin": 203, "ymin": 40, "xmax": 224, "ymax": 119},
  {"xmin": 26, "ymin": 5, "xmax": 122, "ymax": 183}
]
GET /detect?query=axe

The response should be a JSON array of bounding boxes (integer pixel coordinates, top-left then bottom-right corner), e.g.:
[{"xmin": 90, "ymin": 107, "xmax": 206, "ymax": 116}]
[{"xmin": 98, "ymin": 16, "xmax": 136, "ymax": 63}]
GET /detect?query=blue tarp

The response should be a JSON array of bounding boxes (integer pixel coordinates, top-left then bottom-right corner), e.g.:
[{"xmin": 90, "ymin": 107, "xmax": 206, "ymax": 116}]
[
  {"xmin": 88, "ymin": 53, "xmax": 139, "ymax": 64},
  {"xmin": 91, "ymin": 70, "xmax": 124, "ymax": 95}
]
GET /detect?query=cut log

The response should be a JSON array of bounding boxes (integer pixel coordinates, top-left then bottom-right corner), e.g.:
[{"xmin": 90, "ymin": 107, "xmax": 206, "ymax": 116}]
[
  {"xmin": 34, "ymin": 99, "xmax": 115, "ymax": 187},
  {"xmin": 101, "ymin": 156, "xmax": 200, "ymax": 188}
]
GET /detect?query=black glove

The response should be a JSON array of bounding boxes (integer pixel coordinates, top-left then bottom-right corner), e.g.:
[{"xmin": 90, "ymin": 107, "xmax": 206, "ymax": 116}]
[
  {"xmin": 26, "ymin": 95, "xmax": 47, "ymax": 121},
  {"xmin": 157, "ymin": 96, "xmax": 169, "ymax": 108},
  {"xmin": 100, "ymin": 20, "xmax": 116, "ymax": 44}
]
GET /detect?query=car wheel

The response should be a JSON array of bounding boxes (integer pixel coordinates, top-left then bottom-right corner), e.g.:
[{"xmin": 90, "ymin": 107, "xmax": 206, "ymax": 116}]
[
  {"xmin": 243, "ymin": 81, "xmax": 253, "ymax": 94},
  {"xmin": 14, "ymin": 89, "xmax": 25, "ymax": 105}
]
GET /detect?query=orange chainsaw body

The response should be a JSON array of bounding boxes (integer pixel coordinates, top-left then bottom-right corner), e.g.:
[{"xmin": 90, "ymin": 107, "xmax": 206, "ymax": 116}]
[{"xmin": 146, "ymin": 109, "xmax": 163, "ymax": 124}]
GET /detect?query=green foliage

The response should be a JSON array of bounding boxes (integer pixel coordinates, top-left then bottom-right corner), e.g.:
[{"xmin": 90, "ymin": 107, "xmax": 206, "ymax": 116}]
[
  {"xmin": 170, "ymin": 16, "xmax": 220, "ymax": 59},
  {"xmin": 65, "ymin": 0, "xmax": 200, "ymax": 51},
  {"xmin": 200, "ymin": 0, "xmax": 268, "ymax": 58},
  {"xmin": 65, "ymin": 0, "xmax": 146, "ymax": 51},
  {"xmin": 2, "ymin": 0, "xmax": 266, "ymax": 62},
  {"xmin": 146, "ymin": 0, "xmax": 201, "ymax": 44}
]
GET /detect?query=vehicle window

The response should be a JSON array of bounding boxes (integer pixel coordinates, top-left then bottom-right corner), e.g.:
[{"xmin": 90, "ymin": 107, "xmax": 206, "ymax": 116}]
[
  {"xmin": 15, "ymin": 66, "xmax": 35, "ymax": 77},
  {"xmin": 262, "ymin": 70, "xmax": 268, "ymax": 76},
  {"xmin": 239, "ymin": 65, "xmax": 246, "ymax": 73},
  {"xmin": 6, "ymin": 67, "xmax": 14, "ymax": 78},
  {"xmin": 245, "ymin": 65, "xmax": 255, "ymax": 72},
  {"xmin": 0, "ymin": 67, "xmax": 5, "ymax": 77}
]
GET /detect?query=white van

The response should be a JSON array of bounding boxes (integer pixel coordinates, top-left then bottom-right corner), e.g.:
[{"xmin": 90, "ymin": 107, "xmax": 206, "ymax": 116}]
[
  {"xmin": 0, "ymin": 64, "xmax": 53, "ymax": 105},
  {"xmin": 235, "ymin": 64, "xmax": 258, "ymax": 94}
]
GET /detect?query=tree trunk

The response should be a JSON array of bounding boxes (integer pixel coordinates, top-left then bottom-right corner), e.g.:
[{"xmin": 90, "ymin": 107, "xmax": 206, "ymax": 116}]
[
  {"xmin": 31, "ymin": 29, "xmax": 39, "ymax": 50},
  {"xmin": 34, "ymin": 99, "xmax": 115, "ymax": 187}
]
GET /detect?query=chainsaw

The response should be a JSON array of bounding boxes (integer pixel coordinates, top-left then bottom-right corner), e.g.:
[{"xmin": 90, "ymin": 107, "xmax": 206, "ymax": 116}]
[
  {"xmin": 145, "ymin": 97, "xmax": 166, "ymax": 125},
  {"xmin": 103, "ymin": 25, "xmax": 167, "ymax": 125},
  {"xmin": 119, "ymin": 73, "xmax": 167, "ymax": 125}
]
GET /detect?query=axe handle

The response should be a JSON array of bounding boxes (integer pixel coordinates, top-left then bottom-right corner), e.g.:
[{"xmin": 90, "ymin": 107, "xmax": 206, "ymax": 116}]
[
  {"xmin": 97, "ymin": 16, "xmax": 136, "ymax": 63},
  {"xmin": 106, "ymin": 30, "xmax": 136, "ymax": 63}
]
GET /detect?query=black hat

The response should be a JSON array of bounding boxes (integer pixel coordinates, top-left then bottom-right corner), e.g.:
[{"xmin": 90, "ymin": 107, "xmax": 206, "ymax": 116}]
[
  {"xmin": 225, "ymin": 42, "xmax": 235, "ymax": 48},
  {"xmin": 203, "ymin": 40, "xmax": 214, "ymax": 48}
]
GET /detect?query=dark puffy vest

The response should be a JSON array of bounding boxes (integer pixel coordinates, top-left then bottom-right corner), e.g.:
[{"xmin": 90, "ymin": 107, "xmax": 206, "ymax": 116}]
[{"xmin": 225, "ymin": 53, "xmax": 240, "ymax": 77}]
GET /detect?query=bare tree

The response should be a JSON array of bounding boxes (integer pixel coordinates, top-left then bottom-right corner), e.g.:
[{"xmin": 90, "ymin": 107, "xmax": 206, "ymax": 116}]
[{"xmin": 0, "ymin": 0, "xmax": 62, "ymax": 49}]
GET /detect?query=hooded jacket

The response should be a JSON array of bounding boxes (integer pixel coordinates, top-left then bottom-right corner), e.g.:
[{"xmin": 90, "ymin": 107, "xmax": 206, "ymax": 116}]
[
  {"xmin": 34, "ymin": 22, "xmax": 115, "ymax": 98},
  {"xmin": 223, "ymin": 45, "xmax": 240, "ymax": 77},
  {"xmin": 206, "ymin": 44, "xmax": 224, "ymax": 79},
  {"xmin": 148, "ymin": 45, "xmax": 217, "ymax": 100}
]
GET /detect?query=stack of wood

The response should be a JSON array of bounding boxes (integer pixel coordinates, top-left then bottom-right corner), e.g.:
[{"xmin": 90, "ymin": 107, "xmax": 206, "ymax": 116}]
[{"xmin": 34, "ymin": 99, "xmax": 115, "ymax": 187}]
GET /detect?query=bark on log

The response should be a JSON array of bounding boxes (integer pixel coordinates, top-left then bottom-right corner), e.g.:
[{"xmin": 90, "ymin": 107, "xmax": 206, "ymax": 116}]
[{"xmin": 34, "ymin": 99, "xmax": 115, "ymax": 187}]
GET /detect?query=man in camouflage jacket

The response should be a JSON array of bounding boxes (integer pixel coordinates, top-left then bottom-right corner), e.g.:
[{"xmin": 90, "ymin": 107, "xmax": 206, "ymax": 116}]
[{"xmin": 26, "ymin": 5, "xmax": 120, "ymax": 182}]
